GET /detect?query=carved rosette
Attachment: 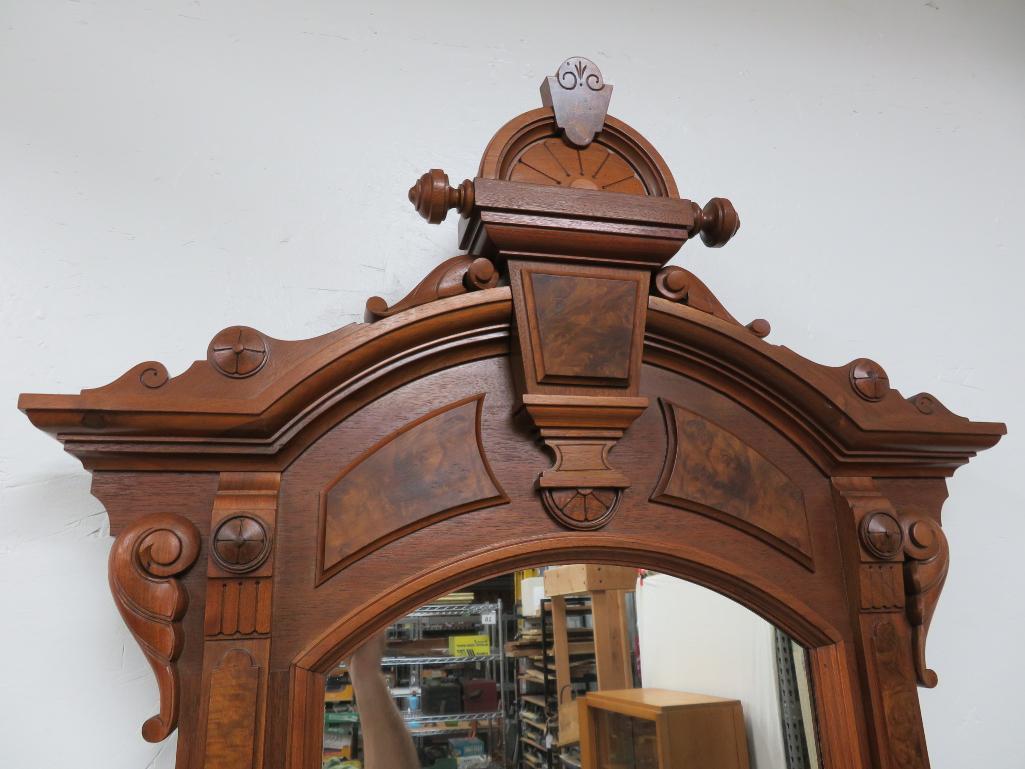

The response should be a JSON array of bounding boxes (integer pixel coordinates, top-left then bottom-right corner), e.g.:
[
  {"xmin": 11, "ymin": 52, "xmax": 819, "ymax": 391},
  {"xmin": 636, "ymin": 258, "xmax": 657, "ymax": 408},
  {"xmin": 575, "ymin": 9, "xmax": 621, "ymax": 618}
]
[
  {"xmin": 860, "ymin": 511, "xmax": 904, "ymax": 560},
  {"xmin": 208, "ymin": 326, "xmax": 269, "ymax": 378},
  {"xmin": 850, "ymin": 358, "xmax": 890, "ymax": 401},
  {"xmin": 211, "ymin": 514, "xmax": 271, "ymax": 574},
  {"xmin": 203, "ymin": 473, "xmax": 280, "ymax": 639},
  {"xmin": 901, "ymin": 516, "xmax": 949, "ymax": 688},
  {"xmin": 108, "ymin": 512, "xmax": 201, "ymax": 742}
]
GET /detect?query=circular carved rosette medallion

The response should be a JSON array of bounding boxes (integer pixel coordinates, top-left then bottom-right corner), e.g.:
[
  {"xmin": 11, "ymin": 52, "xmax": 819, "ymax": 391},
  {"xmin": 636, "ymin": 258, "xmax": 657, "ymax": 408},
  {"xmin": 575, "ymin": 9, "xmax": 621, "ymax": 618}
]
[
  {"xmin": 207, "ymin": 326, "xmax": 269, "ymax": 378},
  {"xmin": 211, "ymin": 514, "xmax": 271, "ymax": 573},
  {"xmin": 849, "ymin": 358, "xmax": 889, "ymax": 401},
  {"xmin": 541, "ymin": 487, "xmax": 621, "ymax": 530},
  {"xmin": 860, "ymin": 511, "xmax": 904, "ymax": 560}
]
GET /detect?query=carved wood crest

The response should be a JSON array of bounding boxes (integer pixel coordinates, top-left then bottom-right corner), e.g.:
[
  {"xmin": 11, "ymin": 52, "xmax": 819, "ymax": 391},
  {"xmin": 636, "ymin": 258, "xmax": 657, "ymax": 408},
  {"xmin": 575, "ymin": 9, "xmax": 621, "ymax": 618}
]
[{"xmin": 17, "ymin": 57, "xmax": 1006, "ymax": 769}]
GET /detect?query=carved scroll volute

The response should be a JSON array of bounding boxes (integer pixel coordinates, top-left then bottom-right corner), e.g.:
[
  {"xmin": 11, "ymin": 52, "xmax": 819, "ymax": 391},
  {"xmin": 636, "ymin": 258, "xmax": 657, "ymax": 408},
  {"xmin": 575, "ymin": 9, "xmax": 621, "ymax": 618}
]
[
  {"xmin": 108, "ymin": 513, "xmax": 201, "ymax": 742},
  {"xmin": 901, "ymin": 516, "xmax": 949, "ymax": 688}
]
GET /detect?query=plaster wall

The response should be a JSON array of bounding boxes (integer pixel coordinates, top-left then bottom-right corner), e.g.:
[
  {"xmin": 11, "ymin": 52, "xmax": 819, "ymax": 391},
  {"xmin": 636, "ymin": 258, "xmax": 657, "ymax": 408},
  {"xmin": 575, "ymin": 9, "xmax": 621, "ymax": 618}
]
[{"xmin": 637, "ymin": 573, "xmax": 787, "ymax": 769}]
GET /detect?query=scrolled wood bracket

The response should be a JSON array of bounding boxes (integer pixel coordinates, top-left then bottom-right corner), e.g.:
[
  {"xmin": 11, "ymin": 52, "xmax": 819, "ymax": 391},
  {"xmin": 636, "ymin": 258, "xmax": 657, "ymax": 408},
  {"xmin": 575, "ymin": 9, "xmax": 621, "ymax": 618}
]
[
  {"xmin": 108, "ymin": 513, "xmax": 201, "ymax": 742},
  {"xmin": 408, "ymin": 169, "xmax": 474, "ymax": 224},
  {"xmin": 653, "ymin": 265, "xmax": 770, "ymax": 338},
  {"xmin": 364, "ymin": 254, "xmax": 500, "ymax": 321},
  {"xmin": 900, "ymin": 515, "xmax": 949, "ymax": 688}
]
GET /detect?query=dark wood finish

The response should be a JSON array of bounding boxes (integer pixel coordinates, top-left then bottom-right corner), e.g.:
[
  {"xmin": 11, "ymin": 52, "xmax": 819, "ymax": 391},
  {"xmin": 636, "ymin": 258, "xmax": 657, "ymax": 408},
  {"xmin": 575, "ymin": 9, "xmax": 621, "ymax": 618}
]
[
  {"xmin": 653, "ymin": 265, "xmax": 769, "ymax": 338},
  {"xmin": 505, "ymin": 250, "xmax": 653, "ymax": 527},
  {"xmin": 202, "ymin": 646, "xmax": 263, "ymax": 769},
  {"xmin": 203, "ymin": 473, "xmax": 279, "ymax": 634},
  {"xmin": 850, "ymin": 359, "xmax": 891, "ymax": 402},
  {"xmin": 196, "ymin": 473, "xmax": 278, "ymax": 767},
  {"xmin": 208, "ymin": 327, "xmax": 269, "ymax": 379},
  {"xmin": 509, "ymin": 138, "xmax": 645, "ymax": 193},
  {"xmin": 460, "ymin": 178, "xmax": 701, "ymax": 268},
  {"xmin": 479, "ymin": 108, "xmax": 679, "ymax": 198},
  {"xmin": 108, "ymin": 512, "xmax": 202, "ymax": 742},
  {"xmin": 364, "ymin": 254, "xmax": 497, "ymax": 321},
  {"xmin": 652, "ymin": 399, "xmax": 813, "ymax": 568},
  {"xmin": 900, "ymin": 515, "xmax": 948, "ymax": 688},
  {"xmin": 407, "ymin": 168, "xmax": 475, "ymax": 224},
  {"xmin": 539, "ymin": 57, "xmax": 614, "ymax": 148},
  {"xmin": 527, "ymin": 271, "xmax": 638, "ymax": 384},
  {"xmin": 16, "ymin": 57, "xmax": 1006, "ymax": 769},
  {"xmin": 317, "ymin": 394, "xmax": 507, "ymax": 581}
]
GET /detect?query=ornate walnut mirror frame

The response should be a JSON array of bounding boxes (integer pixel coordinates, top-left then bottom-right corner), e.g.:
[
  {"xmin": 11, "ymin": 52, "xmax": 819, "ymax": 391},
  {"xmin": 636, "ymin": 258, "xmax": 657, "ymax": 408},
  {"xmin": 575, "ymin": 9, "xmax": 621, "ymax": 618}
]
[{"xmin": 19, "ymin": 58, "xmax": 1005, "ymax": 769}]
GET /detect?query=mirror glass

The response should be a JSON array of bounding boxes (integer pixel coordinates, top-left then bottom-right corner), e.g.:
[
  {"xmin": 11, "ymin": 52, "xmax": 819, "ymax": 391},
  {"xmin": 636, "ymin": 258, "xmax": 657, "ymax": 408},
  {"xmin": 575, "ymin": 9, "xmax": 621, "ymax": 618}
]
[{"xmin": 322, "ymin": 564, "xmax": 820, "ymax": 769}]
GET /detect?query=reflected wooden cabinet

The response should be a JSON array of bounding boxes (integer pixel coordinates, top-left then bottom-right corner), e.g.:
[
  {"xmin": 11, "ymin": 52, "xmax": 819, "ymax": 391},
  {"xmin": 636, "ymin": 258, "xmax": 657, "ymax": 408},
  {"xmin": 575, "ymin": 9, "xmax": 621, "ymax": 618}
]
[{"xmin": 578, "ymin": 689, "xmax": 750, "ymax": 769}]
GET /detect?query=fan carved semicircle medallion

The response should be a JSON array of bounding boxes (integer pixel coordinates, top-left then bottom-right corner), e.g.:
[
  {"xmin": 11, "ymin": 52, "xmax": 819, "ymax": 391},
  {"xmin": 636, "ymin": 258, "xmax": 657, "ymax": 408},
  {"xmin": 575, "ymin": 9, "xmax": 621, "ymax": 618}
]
[{"xmin": 509, "ymin": 138, "xmax": 646, "ymax": 195}]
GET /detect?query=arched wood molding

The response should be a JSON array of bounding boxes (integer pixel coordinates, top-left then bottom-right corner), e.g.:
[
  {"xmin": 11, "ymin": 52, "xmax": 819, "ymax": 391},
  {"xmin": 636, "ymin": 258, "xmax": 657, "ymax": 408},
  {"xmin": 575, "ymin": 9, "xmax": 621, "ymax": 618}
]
[
  {"xmin": 18, "ymin": 56, "xmax": 1005, "ymax": 769},
  {"xmin": 284, "ymin": 535, "xmax": 857, "ymax": 769},
  {"xmin": 19, "ymin": 291, "xmax": 1003, "ymax": 476}
]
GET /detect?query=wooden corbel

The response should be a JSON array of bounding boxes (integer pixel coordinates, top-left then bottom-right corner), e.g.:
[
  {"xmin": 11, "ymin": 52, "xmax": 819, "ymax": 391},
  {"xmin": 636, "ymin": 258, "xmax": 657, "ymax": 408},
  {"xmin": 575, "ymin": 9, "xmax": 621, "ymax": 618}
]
[
  {"xmin": 900, "ymin": 515, "xmax": 949, "ymax": 688},
  {"xmin": 108, "ymin": 512, "xmax": 201, "ymax": 741},
  {"xmin": 833, "ymin": 477, "xmax": 932, "ymax": 765}
]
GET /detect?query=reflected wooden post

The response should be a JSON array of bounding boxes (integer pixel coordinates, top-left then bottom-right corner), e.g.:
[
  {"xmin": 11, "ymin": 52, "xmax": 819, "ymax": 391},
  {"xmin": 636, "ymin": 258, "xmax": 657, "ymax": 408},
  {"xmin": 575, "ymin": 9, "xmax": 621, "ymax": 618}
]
[{"xmin": 545, "ymin": 565, "xmax": 636, "ymax": 746}]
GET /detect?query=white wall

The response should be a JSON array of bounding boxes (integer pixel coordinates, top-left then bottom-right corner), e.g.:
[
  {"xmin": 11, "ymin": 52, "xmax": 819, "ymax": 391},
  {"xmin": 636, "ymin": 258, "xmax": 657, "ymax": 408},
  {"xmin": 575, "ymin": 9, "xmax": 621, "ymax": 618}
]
[
  {"xmin": 637, "ymin": 574, "xmax": 786, "ymax": 769},
  {"xmin": 2, "ymin": 2, "xmax": 1023, "ymax": 767}
]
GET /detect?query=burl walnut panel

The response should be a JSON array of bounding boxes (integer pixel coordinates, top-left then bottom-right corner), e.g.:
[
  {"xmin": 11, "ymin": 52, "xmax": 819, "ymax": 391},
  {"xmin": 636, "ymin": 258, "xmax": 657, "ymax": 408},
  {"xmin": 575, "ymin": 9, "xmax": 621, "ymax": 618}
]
[
  {"xmin": 868, "ymin": 620, "xmax": 929, "ymax": 769},
  {"xmin": 318, "ymin": 394, "xmax": 507, "ymax": 581},
  {"xmin": 652, "ymin": 399, "xmax": 813, "ymax": 568},
  {"xmin": 528, "ymin": 271, "xmax": 638, "ymax": 384},
  {"xmin": 201, "ymin": 643, "xmax": 268, "ymax": 769}
]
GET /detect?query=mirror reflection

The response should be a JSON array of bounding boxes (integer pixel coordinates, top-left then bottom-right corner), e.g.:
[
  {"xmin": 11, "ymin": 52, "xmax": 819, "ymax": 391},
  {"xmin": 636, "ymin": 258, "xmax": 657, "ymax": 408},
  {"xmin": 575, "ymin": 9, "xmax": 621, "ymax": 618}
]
[{"xmin": 322, "ymin": 564, "xmax": 820, "ymax": 769}]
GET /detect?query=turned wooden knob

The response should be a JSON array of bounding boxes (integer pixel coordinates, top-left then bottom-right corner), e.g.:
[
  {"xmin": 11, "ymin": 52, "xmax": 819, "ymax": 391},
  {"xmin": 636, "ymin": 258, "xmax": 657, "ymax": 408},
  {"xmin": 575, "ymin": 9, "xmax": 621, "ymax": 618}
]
[
  {"xmin": 408, "ymin": 169, "xmax": 475, "ymax": 224},
  {"xmin": 695, "ymin": 197, "xmax": 740, "ymax": 247}
]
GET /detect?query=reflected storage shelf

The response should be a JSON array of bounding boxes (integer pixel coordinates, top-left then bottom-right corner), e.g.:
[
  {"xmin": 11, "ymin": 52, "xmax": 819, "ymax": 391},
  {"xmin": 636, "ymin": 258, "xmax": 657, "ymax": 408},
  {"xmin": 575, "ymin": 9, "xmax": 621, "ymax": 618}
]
[
  {"xmin": 578, "ymin": 689, "xmax": 750, "ymax": 769},
  {"xmin": 324, "ymin": 599, "xmax": 508, "ymax": 767}
]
